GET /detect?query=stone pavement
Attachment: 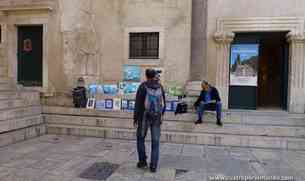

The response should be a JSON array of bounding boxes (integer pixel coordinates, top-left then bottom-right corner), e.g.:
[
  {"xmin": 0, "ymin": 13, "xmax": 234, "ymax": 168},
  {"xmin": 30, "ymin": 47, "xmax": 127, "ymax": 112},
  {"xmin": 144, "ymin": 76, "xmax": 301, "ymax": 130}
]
[{"xmin": 0, "ymin": 135, "xmax": 304, "ymax": 181}]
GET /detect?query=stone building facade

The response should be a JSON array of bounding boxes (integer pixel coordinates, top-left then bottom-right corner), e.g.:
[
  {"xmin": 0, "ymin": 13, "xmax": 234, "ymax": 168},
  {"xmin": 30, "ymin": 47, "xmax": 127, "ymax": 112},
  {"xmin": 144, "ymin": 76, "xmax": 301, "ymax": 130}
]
[{"xmin": 1, "ymin": 0, "xmax": 305, "ymax": 113}]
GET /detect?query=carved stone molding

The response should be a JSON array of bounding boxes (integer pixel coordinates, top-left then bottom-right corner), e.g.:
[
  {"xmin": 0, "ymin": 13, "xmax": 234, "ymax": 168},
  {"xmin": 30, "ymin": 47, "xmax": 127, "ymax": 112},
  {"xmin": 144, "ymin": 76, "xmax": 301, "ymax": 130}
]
[
  {"xmin": 287, "ymin": 31, "xmax": 305, "ymax": 43},
  {"xmin": 213, "ymin": 17, "xmax": 305, "ymax": 112},
  {"xmin": 214, "ymin": 31, "xmax": 235, "ymax": 44},
  {"xmin": 213, "ymin": 31, "xmax": 234, "ymax": 109}
]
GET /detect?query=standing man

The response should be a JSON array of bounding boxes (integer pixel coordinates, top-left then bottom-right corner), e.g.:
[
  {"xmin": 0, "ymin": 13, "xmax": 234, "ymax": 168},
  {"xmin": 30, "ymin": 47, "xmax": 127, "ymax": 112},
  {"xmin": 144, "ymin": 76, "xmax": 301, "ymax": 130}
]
[
  {"xmin": 134, "ymin": 69, "xmax": 166, "ymax": 173},
  {"xmin": 194, "ymin": 81, "xmax": 223, "ymax": 126}
]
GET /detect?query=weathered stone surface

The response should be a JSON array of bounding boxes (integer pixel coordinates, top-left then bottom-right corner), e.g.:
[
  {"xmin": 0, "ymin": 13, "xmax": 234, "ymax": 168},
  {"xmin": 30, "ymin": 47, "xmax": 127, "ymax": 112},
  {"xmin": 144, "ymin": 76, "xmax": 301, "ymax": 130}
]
[{"xmin": 0, "ymin": 135, "xmax": 303, "ymax": 181}]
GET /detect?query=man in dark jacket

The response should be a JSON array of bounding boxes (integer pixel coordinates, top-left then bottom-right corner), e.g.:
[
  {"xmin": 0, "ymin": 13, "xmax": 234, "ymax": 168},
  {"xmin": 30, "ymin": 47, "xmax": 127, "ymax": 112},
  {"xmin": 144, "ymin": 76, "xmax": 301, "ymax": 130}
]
[
  {"xmin": 134, "ymin": 69, "xmax": 166, "ymax": 173},
  {"xmin": 194, "ymin": 80, "xmax": 223, "ymax": 126}
]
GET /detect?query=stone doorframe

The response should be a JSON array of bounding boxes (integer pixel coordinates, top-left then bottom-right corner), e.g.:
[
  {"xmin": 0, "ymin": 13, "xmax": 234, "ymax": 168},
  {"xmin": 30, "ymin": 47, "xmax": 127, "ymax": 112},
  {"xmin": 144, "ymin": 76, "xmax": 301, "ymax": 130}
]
[
  {"xmin": 1, "ymin": 6, "xmax": 52, "ymax": 92},
  {"xmin": 213, "ymin": 17, "xmax": 305, "ymax": 113}
]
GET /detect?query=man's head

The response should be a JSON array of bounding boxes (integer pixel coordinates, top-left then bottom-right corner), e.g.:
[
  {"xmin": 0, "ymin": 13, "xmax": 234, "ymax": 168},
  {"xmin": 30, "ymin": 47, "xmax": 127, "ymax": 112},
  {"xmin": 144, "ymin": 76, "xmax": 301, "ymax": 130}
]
[
  {"xmin": 145, "ymin": 69, "xmax": 157, "ymax": 80},
  {"xmin": 201, "ymin": 80, "xmax": 210, "ymax": 91},
  {"xmin": 77, "ymin": 77, "xmax": 85, "ymax": 87}
]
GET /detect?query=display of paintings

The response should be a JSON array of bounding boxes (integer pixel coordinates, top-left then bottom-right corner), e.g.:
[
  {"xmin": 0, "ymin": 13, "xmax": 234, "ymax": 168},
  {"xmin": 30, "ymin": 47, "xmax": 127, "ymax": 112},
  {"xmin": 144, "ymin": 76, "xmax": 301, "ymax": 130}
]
[
  {"xmin": 97, "ymin": 85, "xmax": 104, "ymax": 94},
  {"xmin": 168, "ymin": 85, "xmax": 184, "ymax": 96},
  {"xmin": 86, "ymin": 98, "xmax": 96, "ymax": 109},
  {"xmin": 123, "ymin": 82, "xmax": 141, "ymax": 94},
  {"xmin": 123, "ymin": 65, "xmax": 141, "ymax": 81},
  {"xmin": 118, "ymin": 82, "xmax": 126, "ymax": 95},
  {"xmin": 95, "ymin": 100, "xmax": 106, "ymax": 110},
  {"xmin": 88, "ymin": 84, "xmax": 98, "ymax": 98},
  {"xmin": 105, "ymin": 99, "xmax": 113, "ymax": 109},
  {"xmin": 103, "ymin": 84, "xmax": 118, "ymax": 95},
  {"xmin": 172, "ymin": 101, "xmax": 179, "ymax": 111},
  {"xmin": 113, "ymin": 98, "xmax": 121, "ymax": 110},
  {"xmin": 165, "ymin": 102, "xmax": 173, "ymax": 112},
  {"xmin": 121, "ymin": 99, "xmax": 129, "ymax": 110},
  {"xmin": 230, "ymin": 44, "xmax": 259, "ymax": 86},
  {"xmin": 128, "ymin": 100, "xmax": 135, "ymax": 110}
]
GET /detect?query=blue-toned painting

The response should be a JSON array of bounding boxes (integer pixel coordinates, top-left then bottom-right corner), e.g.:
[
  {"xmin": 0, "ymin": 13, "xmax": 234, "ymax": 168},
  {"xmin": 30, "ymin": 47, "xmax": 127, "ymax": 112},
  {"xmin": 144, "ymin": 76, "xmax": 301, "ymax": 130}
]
[
  {"xmin": 105, "ymin": 99, "xmax": 113, "ymax": 109},
  {"xmin": 121, "ymin": 99, "xmax": 129, "ymax": 110},
  {"xmin": 123, "ymin": 65, "xmax": 141, "ymax": 81},
  {"xmin": 123, "ymin": 82, "xmax": 141, "ymax": 94},
  {"xmin": 95, "ymin": 100, "xmax": 106, "ymax": 110},
  {"xmin": 103, "ymin": 84, "xmax": 118, "ymax": 95},
  {"xmin": 88, "ymin": 84, "xmax": 98, "ymax": 97}
]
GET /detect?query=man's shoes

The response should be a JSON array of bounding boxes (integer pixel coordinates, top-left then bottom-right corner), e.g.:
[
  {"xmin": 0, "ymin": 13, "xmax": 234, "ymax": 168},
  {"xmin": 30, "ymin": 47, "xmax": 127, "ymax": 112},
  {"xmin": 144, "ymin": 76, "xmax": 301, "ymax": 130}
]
[
  {"xmin": 195, "ymin": 119, "xmax": 203, "ymax": 125},
  {"xmin": 137, "ymin": 161, "xmax": 148, "ymax": 169},
  {"xmin": 150, "ymin": 167, "xmax": 157, "ymax": 173},
  {"xmin": 216, "ymin": 119, "xmax": 223, "ymax": 126}
]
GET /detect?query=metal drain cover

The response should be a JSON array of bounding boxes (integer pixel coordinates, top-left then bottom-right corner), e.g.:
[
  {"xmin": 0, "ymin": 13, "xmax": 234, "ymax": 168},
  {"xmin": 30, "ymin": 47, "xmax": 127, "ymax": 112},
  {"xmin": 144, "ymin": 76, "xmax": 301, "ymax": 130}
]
[
  {"xmin": 79, "ymin": 162, "xmax": 119, "ymax": 180},
  {"xmin": 175, "ymin": 169, "xmax": 188, "ymax": 177}
]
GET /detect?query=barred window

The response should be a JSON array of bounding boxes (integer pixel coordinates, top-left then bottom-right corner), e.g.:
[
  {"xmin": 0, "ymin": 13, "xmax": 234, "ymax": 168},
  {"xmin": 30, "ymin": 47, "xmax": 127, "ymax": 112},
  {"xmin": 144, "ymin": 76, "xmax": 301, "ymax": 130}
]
[{"xmin": 129, "ymin": 32, "xmax": 159, "ymax": 59}]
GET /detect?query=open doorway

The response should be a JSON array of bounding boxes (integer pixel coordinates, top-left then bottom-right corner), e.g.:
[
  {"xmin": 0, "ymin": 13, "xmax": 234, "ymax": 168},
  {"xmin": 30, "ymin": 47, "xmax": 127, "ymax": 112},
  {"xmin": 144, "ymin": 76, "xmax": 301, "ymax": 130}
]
[
  {"xmin": 229, "ymin": 32, "xmax": 288, "ymax": 110},
  {"xmin": 257, "ymin": 32, "xmax": 288, "ymax": 110}
]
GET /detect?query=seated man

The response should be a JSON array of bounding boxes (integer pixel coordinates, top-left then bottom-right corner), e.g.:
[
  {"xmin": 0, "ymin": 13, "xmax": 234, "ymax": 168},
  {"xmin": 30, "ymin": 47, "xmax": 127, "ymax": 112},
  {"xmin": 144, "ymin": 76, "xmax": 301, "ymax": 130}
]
[{"xmin": 193, "ymin": 81, "xmax": 223, "ymax": 126}]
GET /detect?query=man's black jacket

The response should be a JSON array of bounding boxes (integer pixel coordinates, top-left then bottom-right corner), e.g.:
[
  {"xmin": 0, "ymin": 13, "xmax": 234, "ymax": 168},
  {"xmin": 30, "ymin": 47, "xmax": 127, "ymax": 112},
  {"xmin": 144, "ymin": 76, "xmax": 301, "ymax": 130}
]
[
  {"xmin": 133, "ymin": 80, "xmax": 166, "ymax": 123},
  {"xmin": 194, "ymin": 86, "xmax": 221, "ymax": 108}
]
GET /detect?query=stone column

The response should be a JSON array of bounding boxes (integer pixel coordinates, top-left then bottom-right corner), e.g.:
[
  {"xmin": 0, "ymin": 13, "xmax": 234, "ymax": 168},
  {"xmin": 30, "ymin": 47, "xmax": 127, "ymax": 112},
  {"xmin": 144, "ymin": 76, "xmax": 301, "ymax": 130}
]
[
  {"xmin": 214, "ymin": 31, "xmax": 234, "ymax": 109},
  {"xmin": 287, "ymin": 32, "xmax": 305, "ymax": 113}
]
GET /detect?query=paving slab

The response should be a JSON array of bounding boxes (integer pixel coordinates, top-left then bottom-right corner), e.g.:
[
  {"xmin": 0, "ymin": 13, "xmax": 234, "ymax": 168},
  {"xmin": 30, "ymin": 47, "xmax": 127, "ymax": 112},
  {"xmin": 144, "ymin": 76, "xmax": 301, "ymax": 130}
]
[{"xmin": 0, "ymin": 135, "xmax": 303, "ymax": 181}]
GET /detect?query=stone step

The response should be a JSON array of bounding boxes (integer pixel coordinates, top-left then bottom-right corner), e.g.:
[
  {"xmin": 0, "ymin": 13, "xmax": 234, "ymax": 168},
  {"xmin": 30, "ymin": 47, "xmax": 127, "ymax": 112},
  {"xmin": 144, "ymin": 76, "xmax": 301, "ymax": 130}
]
[
  {"xmin": 0, "ymin": 115, "xmax": 43, "ymax": 133},
  {"xmin": 0, "ymin": 106, "xmax": 42, "ymax": 121},
  {"xmin": 44, "ymin": 114, "xmax": 305, "ymax": 138},
  {"xmin": 0, "ymin": 78, "xmax": 9, "ymax": 84},
  {"xmin": 0, "ymin": 99, "xmax": 26, "ymax": 110},
  {"xmin": 0, "ymin": 83, "xmax": 13, "ymax": 91},
  {"xmin": 43, "ymin": 106, "xmax": 305, "ymax": 127},
  {"xmin": 0, "ymin": 124, "xmax": 45, "ymax": 148},
  {"xmin": 0, "ymin": 92, "xmax": 18, "ymax": 100},
  {"xmin": 46, "ymin": 124, "xmax": 305, "ymax": 150},
  {"xmin": 0, "ymin": 67, "xmax": 7, "ymax": 77}
]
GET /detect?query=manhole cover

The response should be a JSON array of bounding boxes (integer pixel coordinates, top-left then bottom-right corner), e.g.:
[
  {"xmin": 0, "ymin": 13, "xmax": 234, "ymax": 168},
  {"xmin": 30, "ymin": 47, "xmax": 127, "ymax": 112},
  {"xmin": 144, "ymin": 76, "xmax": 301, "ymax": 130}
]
[
  {"xmin": 79, "ymin": 162, "xmax": 119, "ymax": 180},
  {"xmin": 175, "ymin": 169, "xmax": 188, "ymax": 177}
]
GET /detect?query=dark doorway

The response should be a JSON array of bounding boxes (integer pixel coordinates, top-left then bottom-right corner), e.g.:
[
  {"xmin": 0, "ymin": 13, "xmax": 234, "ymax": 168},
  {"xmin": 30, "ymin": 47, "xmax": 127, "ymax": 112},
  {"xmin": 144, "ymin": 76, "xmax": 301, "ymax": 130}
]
[
  {"xmin": 17, "ymin": 26, "xmax": 43, "ymax": 87},
  {"xmin": 257, "ymin": 33, "xmax": 288, "ymax": 110},
  {"xmin": 229, "ymin": 32, "xmax": 288, "ymax": 110}
]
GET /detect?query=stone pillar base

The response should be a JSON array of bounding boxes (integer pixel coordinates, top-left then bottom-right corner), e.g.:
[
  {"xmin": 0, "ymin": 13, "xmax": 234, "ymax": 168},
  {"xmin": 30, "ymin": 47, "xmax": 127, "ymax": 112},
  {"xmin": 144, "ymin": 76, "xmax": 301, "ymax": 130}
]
[{"xmin": 289, "ymin": 88, "xmax": 305, "ymax": 113}]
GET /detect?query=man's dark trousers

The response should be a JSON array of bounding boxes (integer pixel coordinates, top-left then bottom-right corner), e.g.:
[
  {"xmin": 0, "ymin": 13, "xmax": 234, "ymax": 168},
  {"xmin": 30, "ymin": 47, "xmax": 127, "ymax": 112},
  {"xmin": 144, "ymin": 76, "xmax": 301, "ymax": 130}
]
[
  {"xmin": 137, "ymin": 112, "xmax": 161, "ymax": 169},
  {"xmin": 197, "ymin": 102, "xmax": 222, "ymax": 121}
]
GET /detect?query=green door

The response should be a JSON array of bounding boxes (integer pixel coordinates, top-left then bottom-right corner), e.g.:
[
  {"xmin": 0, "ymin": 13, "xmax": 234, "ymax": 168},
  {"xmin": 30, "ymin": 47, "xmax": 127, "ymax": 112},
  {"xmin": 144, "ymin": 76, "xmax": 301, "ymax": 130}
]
[{"xmin": 17, "ymin": 26, "xmax": 43, "ymax": 87}]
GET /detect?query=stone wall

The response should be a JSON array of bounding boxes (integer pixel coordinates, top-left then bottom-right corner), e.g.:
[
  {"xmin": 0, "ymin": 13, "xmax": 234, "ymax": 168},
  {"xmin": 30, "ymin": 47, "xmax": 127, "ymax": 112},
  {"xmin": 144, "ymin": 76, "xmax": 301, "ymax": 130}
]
[
  {"xmin": 60, "ymin": 0, "xmax": 192, "ymax": 88},
  {"xmin": 0, "ymin": 0, "xmax": 193, "ymax": 106}
]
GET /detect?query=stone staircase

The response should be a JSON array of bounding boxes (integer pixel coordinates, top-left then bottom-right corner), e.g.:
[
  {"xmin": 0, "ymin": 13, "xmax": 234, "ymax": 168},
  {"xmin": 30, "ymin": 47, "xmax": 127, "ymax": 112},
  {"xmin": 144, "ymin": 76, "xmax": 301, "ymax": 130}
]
[
  {"xmin": 44, "ymin": 106, "xmax": 305, "ymax": 151},
  {"xmin": 0, "ymin": 78, "xmax": 45, "ymax": 147}
]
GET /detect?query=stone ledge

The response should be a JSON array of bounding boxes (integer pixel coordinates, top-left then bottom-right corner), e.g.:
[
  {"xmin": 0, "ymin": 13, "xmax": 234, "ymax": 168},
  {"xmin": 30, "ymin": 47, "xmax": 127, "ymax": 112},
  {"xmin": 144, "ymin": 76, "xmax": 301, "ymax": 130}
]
[
  {"xmin": 44, "ymin": 114, "xmax": 305, "ymax": 138},
  {"xmin": 43, "ymin": 106, "xmax": 305, "ymax": 127},
  {"xmin": 46, "ymin": 124, "xmax": 305, "ymax": 151},
  {"xmin": 0, "ymin": 106, "xmax": 42, "ymax": 121},
  {"xmin": 0, "ymin": 115, "xmax": 43, "ymax": 133},
  {"xmin": 0, "ymin": 124, "xmax": 46, "ymax": 148},
  {"xmin": 0, "ymin": 4, "xmax": 53, "ymax": 12}
]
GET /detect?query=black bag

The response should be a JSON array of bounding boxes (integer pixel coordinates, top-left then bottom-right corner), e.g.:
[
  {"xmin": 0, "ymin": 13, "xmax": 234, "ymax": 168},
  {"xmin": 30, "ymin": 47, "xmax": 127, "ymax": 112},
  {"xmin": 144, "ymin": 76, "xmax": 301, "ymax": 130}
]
[
  {"xmin": 175, "ymin": 102, "xmax": 188, "ymax": 115},
  {"xmin": 72, "ymin": 86, "xmax": 87, "ymax": 108}
]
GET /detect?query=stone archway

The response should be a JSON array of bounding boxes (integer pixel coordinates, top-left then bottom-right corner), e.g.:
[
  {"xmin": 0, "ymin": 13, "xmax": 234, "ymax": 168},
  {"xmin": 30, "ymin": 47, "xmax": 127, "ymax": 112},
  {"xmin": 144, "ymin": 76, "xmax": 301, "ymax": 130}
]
[{"xmin": 213, "ymin": 17, "xmax": 305, "ymax": 113}]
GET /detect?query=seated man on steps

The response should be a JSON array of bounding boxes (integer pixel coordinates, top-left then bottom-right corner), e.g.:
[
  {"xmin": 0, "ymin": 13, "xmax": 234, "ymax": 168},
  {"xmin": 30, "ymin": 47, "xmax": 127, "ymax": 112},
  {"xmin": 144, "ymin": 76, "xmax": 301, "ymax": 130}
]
[{"xmin": 193, "ymin": 81, "xmax": 223, "ymax": 126}]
